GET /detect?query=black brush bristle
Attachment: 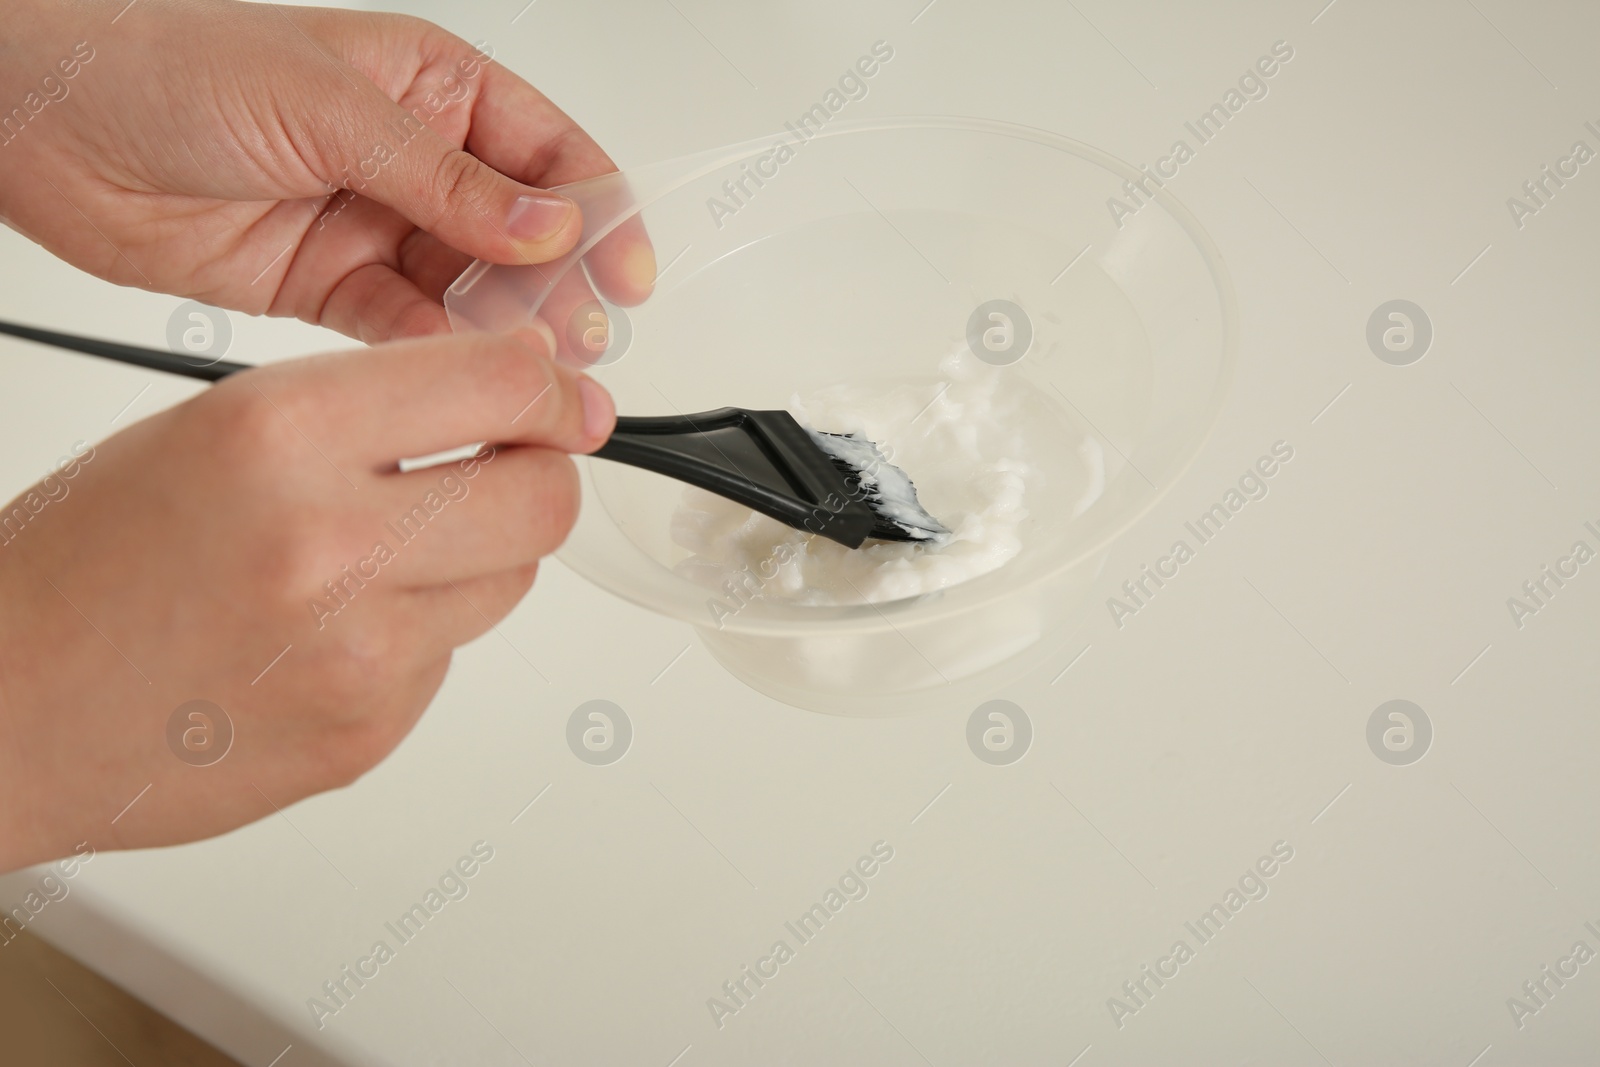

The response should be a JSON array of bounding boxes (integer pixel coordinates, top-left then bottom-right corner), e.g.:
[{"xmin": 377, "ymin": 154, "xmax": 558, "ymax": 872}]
[{"xmin": 817, "ymin": 432, "xmax": 949, "ymax": 543}]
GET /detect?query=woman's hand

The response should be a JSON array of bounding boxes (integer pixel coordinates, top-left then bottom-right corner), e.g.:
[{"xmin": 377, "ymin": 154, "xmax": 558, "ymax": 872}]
[
  {"xmin": 0, "ymin": 0, "xmax": 653, "ymax": 344},
  {"xmin": 0, "ymin": 327, "xmax": 613, "ymax": 873}
]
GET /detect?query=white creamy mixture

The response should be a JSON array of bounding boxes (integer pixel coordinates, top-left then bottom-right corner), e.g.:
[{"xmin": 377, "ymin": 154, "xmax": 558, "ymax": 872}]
[{"xmin": 671, "ymin": 349, "xmax": 1046, "ymax": 605}]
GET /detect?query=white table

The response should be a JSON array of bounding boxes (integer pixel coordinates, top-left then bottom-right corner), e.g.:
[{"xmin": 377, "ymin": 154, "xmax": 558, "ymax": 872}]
[{"xmin": 3, "ymin": 1, "xmax": 1598, "ymax": 1063}]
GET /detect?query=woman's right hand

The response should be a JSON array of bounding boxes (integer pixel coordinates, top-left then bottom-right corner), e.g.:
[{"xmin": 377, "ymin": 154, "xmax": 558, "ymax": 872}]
[{"xmin": 0, "ymin": 326, "xmax": 612, "ymax": 873}]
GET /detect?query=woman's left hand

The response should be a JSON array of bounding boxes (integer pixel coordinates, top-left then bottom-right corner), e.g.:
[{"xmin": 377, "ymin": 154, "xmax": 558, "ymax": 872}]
[{"xmin": 0, "ymin": 0, "xmax": 654, "ymax": 344}]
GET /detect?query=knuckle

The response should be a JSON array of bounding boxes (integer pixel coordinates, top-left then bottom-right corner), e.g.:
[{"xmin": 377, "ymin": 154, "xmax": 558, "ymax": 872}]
[
  {"xmin": 431, "ymin": 149, "xmax": 488, "ymax": 225},
  {"xmin": 506, "ymin": 561, "xmax": 541, "ymax": 593},
  {"xmin": 318, "ymin": 716, "xmax": 400, "ymax": 789},
  {"xmin": 478, "ymin": 341, "xmax": 559, "ymax": 415},
  {"xmin": 275, "ymin": 513, "xmax": 386, "ymax": 610},
  {"xmin": 259, "ymin": 530, "xmax": 338, "ymax": 605},
  {"xmin": 387, "ymin": 12, "xmax": 436, "ymax": 39},
  {"xmin": 312, "ymin": 661, "xmax": 444, "ymax": 788},
  {"xmin": 321, "ymin": 625, "xmax": 398, "ymax": 702},
  {"xmin": 388, "ymin": 299, "xmax": 447, "ymax": 341},
  {"xmin": 201, "ymin": 380, "xmax": 303, "ymax": 466},
  {"xmin": 529, "ymin": 452, "xmax": 580, "ymax": 547}
]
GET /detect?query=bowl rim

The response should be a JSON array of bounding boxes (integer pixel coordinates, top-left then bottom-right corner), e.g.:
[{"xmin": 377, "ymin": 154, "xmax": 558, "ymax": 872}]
[{"xmin": 550, "ymin": 114, "xmax": 1240, "ymax": 635}]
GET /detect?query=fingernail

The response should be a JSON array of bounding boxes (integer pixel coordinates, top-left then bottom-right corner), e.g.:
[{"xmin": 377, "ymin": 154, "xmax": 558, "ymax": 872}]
[
  {"xmin": 506, "ymin": 193, "xmax": 575, "ymax": 241},
  {"xmin": 623, "ymin": 243, "xmax": 657, "ymax": 291},
  {"xmin": 577, "ymin": 376, "xmax": 614, "ymax": 444},
  {"xmin": 528, "ymin": 317, "xmax": 557, "ymax": 356},
  {"xmin": 510, "ymin": 319, "xmax": 558, "ymax": 358}
]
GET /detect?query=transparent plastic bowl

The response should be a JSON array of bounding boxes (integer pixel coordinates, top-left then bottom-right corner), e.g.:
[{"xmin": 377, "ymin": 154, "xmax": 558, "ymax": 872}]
[{"xmin": 447, "ymin": 117, "xmax": 1236, "ymax": 715}]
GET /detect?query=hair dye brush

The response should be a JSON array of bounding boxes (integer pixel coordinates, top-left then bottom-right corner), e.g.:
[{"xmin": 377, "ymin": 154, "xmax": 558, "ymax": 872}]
[{"xmin": 0, "ymin": 319, "xmax": 948, "ymax": 549}]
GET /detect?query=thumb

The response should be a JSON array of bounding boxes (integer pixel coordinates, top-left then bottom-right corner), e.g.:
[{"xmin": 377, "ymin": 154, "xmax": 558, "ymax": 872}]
[{"xmin": 341, "ymin": 97, "xmax": 582, "ymax": 266}]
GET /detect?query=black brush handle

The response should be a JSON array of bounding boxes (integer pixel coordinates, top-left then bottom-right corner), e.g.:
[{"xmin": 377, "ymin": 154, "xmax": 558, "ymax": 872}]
[
  {"xmin": 0, "ymin": 319, "xmax": 251, "ymax": 381},
  {"xmin": 0, "ymin": 318, "xmax": 878, "ymax": 546},
  {"xmin": 597, "ymin": 409, "xmax": 876, "ymax": 548}
]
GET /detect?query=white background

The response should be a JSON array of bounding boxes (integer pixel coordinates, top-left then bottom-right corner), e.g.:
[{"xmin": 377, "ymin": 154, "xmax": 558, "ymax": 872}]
[{"xmin": 2, "ymin": 1, "xmax": 1598, "ymax": 1064}]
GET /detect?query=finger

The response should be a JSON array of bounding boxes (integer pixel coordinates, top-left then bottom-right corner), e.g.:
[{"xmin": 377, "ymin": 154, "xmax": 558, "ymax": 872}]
[
  {"xmin": 237, "ymin": 329, "xmax": 615, "ymax": 466},
  {"xmin": 337, "ymin": 86, "xmax": 585, "ymax": 268},
  {"xmin": 584, "ymin": 217, "xmax": 656, "ymax": 308},
  {"xmin": 371, "ymin": 445, "xmax": 580, "ymax": 587},
  {"xmin": 312, "ymin": 655, "xmax": 453, "ymax": 787},
  {"xmin": 318, "ymin": 260, "xmax": 452, "ymax": 343},
  {"xmin": 459, "ymin": 61, "xmax": 618, "ymax": 188},
  {"xmin": 539, "ymin": 267, "xmax": 609, "ymax": 367},
  {"xmin": 281, "ymin": 194, "xmax": 465, "ymax": 341},
  {"xmin": 403, "ymin": 564, "xmax": 542, "ymax": 654},
  {"xmin": 288, "ymin": 16, "xmax": 647, "ymax": 302},
  {"xmin": 396, "ymin": 228, "xmax": 475, "ymax": 305},
  {"xmin": 459, "ymin": 61, "xmax": 655, "ymax": 306}
]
